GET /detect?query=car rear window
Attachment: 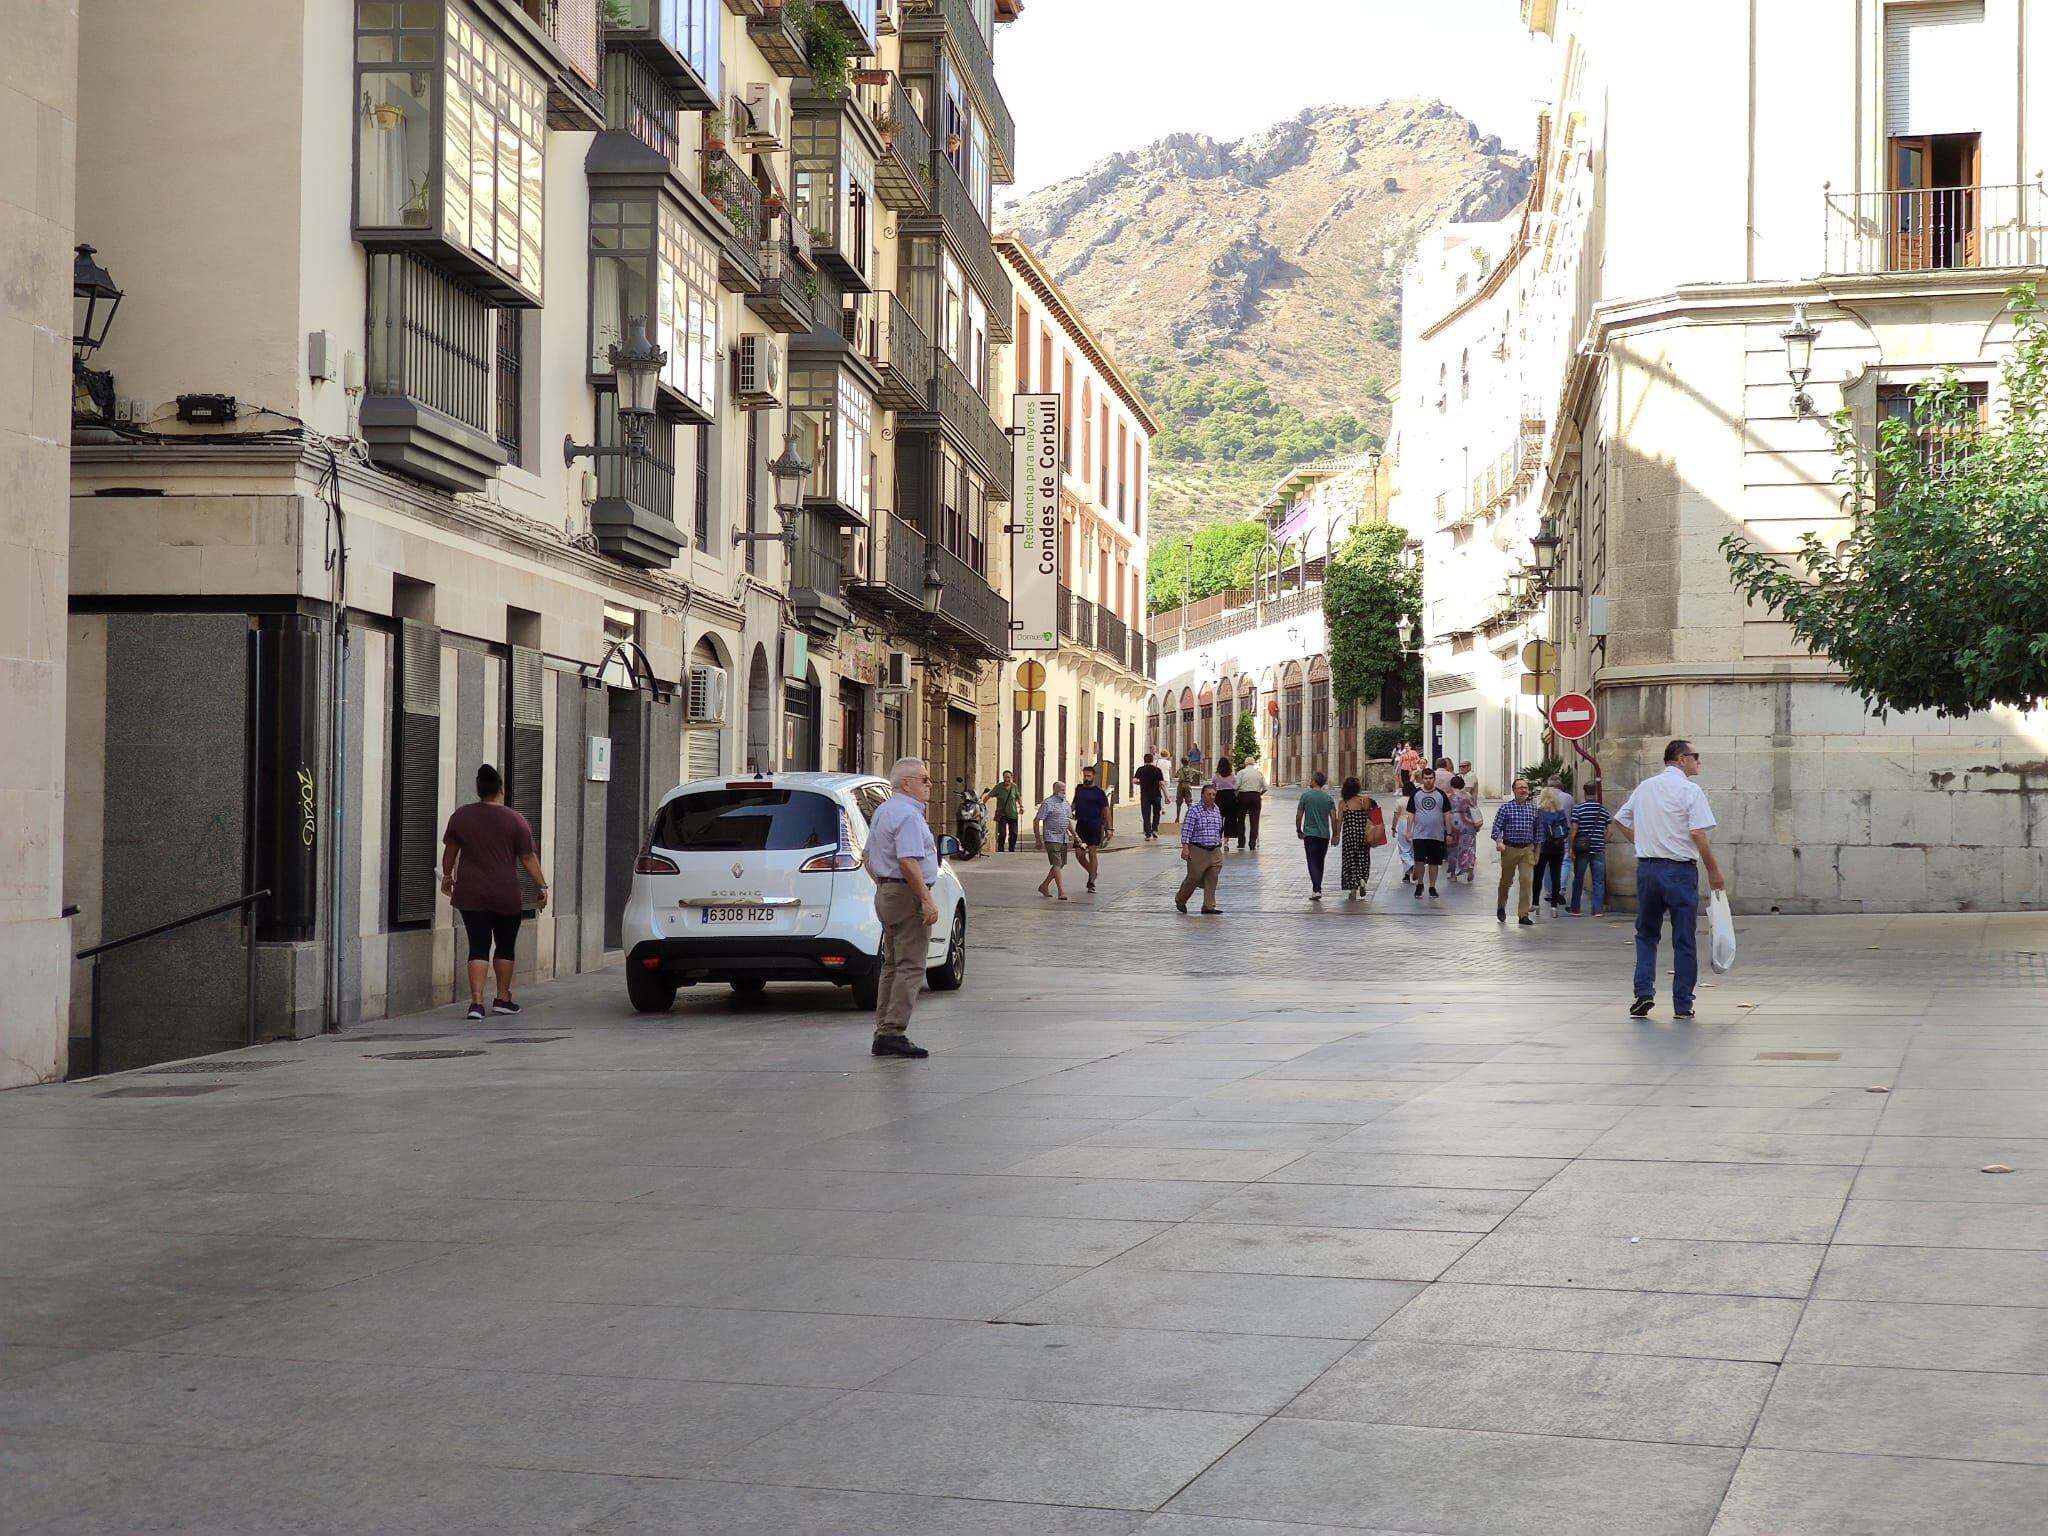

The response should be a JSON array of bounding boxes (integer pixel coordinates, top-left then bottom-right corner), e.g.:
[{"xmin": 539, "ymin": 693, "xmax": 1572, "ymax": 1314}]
[{"xmin": 650, "ymin": 789, "xmax": 839, "ymax": 853}]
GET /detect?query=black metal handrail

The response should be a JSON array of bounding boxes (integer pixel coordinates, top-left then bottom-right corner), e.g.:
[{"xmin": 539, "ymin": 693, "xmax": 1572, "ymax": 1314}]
[{"xmin": 76, "ymin": 888, "xmax": 269, "ymax": 1076}]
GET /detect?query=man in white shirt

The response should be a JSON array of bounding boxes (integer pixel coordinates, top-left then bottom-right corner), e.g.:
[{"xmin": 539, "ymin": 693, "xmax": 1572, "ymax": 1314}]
[
  {"xmin": 864, "ymin": 757, "xmax": 940, "ymax": 1058},
  {"xmin": 1233, "ymin": 759, "xmax": 1268, "ymax": 850},
  {"xmin": 1613, "ymin": 739, "xmax": 1726, "ymax": 1021}
]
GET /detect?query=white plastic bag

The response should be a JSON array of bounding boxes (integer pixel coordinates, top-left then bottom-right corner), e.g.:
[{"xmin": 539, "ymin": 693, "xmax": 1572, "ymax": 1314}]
[{"xmin": 1708, "ymin": 889, "xmax": 1737, "ymax": 974}]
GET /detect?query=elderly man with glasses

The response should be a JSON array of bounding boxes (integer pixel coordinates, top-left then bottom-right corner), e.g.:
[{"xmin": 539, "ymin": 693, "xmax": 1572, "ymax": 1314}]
[
  {"xmin": 1613, "ymin": 739, "xmax": 1726, "ymax": 1020},
  {"xmin": 864, "ymin": 757, "xmax": 941, "ymax": 1058}
]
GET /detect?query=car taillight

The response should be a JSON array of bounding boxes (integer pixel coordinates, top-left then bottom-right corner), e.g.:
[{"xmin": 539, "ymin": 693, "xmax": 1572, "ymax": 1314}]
[
  {"xmin": 635, "ymin": 853, "xmax": 680, "ymax": 875},
  {"xmin": 799, "ymin": 807, "xmax": 863, "ymax": 873}
]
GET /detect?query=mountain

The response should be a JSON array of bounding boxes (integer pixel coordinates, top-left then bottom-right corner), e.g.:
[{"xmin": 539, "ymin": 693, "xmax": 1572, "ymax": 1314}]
[{"xmin": 1002, "ymin": 101, "xmax": 1532, "ymax": 538}]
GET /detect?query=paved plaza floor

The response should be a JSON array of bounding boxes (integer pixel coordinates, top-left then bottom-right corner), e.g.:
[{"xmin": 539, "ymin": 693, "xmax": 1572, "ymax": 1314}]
[{"xmin": 5, "ymin": 792, "xmax": 2047, "ymax": 1533}]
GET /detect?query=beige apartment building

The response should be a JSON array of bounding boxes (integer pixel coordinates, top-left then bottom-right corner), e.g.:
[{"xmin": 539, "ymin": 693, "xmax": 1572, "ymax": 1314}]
[
  {"xmin": 57, "ymin": 0, "xmax": 1025, "ymax": 1073},
  {"xmin": 993, "ymin": 236, "xmax": 1155, "ymax": 812},
  {"xmin": 1410, "ymin": 0, "xmax": 2048, "ymax": 912},
  {"xmin": 1, "ymin": 2, "xmax": 78, "ymax": 1089}
]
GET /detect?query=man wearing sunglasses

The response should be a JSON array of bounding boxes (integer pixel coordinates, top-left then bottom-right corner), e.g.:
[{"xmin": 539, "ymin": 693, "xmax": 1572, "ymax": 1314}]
[{"xmin": 1613, "ymin": 739, "xmax": 1724, "ymax": 1020}]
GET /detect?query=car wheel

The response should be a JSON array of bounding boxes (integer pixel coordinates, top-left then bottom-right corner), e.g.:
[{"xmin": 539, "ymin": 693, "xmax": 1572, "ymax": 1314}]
[
  {"xmin": 850, "ymin": 971, "xmax": 880, "ymax": 1011},
  {"xmin": 626, "ymin": 967, "xmax": 676, "ymax": 1014},
  {"xmin": 927, "ymin": 907, "xmax": 967, "ymax": 990},
  {"xmin": 729, "ymin": 977, "xmax": 767, "ymax": 998}
]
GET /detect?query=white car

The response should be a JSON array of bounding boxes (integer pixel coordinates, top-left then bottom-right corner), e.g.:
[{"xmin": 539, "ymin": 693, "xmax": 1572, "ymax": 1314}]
[{"xmin": 620, "ymin": 772, "xmax": 969, "ymax": 1013}]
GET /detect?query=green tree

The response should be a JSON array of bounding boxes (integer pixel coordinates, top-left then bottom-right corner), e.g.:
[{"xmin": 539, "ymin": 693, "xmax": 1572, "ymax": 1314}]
[
  {"xmin": 1722, "ymin": 284, "xmax": 2048, "ymax": 718},
  {"xmin": 1147, "ymin": 523, "xmax": 1269, "ymax": 613},
  {"xmin": 1232, "ymin": 708, "xmax": 1260, "ymax": 765},
  {"xmin": 1323, "ymin": 522, "xmax": 1421, "ymax": 708}
]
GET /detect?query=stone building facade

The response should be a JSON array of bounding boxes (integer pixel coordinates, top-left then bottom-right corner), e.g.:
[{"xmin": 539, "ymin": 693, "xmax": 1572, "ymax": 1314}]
[
  {"xmin": 58, "ymin": 0, "xmax": 1028, "ymax": 1072},
  {"xmin": 1411, "ymin": 0, "xmax": 2048, "ymax": 912}
]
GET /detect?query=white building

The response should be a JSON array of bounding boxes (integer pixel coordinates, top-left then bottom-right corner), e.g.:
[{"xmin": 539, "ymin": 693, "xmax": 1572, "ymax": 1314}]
[
  {"xmin": 994, "ymin": 237, "xmax": 1155, "ymax": 808},
  {"xmin": 1407, "ymin": 0, "xmax": 2048, "ymax": 911}
]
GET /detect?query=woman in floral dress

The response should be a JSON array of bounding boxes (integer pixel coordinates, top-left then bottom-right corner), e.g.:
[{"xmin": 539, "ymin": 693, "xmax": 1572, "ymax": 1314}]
[{"xmin": 1446, "ymin": 773, "xmax": 1480, "ymax": 882}]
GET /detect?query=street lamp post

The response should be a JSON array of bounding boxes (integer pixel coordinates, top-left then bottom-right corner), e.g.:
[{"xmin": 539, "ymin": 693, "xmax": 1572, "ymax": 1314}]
[
  {"xmin": 72, "ymin": 243, "xmax": 123, "ymax": 420},
  {"xmin": 564, "ymin": 316, "xmax": 668, "ymax": 465},
  {"xmin": 1782, "ymin": 303, "xmax": 1820, "ymax": 418},
  {"xmin": 733, "ymin": 427, "xmax": 812, "ymax": 550}
]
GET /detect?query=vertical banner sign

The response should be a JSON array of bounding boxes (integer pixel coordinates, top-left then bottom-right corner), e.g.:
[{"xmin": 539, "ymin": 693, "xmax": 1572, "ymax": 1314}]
[{"xmin": 1011, "ymin": 393, "xmax": 1062, "ymax": 651}]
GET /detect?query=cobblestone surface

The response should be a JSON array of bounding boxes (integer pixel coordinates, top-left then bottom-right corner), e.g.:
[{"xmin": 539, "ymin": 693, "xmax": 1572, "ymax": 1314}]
[{"xmin": 3, "ymin": 792, "xmax": 2045, "ymax": 1532}]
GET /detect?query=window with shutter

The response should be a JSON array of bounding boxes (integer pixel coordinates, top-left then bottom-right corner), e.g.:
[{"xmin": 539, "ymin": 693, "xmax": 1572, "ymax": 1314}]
[
  {"xmin": 1885, "ymin": 2, "xmax": 1985, "ymax": 139},
  {"xmin": 505, "ymin": 644, "xmax": 546, "ymax": 909},
  {"xmin": 390, "ymin": 619, "xmax": 443, "ymax": 927}
]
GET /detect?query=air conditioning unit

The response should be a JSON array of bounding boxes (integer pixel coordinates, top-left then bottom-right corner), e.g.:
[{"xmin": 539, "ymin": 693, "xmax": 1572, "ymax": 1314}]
[
  {"xmin": 840, "ymin": 526, "xmax": 871, "ymax": 583},
  {"xmin": 686, "ymin": 664, "xmax": 729, "ymax": 725},
  {"xmin": 735, "ymin": 335, "xmax": 781, "ymax": 409},
  {"xmin": 884, "ymin": 650, "xmax": 912, "ymax": 689},
  {"xmin": 741, "ymin": 83, "xmax": 784, "ymax": 151}
]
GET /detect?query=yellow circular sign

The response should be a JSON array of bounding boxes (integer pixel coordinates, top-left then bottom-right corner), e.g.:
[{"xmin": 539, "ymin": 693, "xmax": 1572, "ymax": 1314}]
[
  {"xmin": 1521, "ymin": 639, "xmax": 1556, "ymax": 673},
  {"xmin": 1017, "ymin": 659, "xmax": 1047, "ymax": 689}
]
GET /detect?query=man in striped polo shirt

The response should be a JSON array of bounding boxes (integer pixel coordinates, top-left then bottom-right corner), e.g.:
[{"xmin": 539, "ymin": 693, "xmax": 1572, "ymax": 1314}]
[{"xmin": 1568, "ymin": 782, "xmax": 1612, "ymax": 916}]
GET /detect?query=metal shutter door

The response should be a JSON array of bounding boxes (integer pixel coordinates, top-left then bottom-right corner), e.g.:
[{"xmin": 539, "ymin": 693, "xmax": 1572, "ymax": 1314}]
[
  {"xmin": 1885, "ymin": 2, "xmax": 1985, "ymax": 138},
  {"xmin": 506, "ymin": 644, "xmax": 546, "ymax": 909},
  {"xmin": 390, "ymin": 619, "xmax": 443, "ymax": 926}
]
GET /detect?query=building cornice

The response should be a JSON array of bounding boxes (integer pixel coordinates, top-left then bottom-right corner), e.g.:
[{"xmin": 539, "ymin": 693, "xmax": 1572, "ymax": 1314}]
[{"xmin": 995, "ymin": 234, "xmax": 1163, "ymax": 435}]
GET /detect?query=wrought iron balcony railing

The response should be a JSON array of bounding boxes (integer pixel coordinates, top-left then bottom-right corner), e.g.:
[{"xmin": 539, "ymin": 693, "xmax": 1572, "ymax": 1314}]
[
  {"xmin": 1824, "ymin": 182, "xmax": 2048, "ymax": 275},
  {"xmin": 868, "ymin": 73, "xmax": 932, "ymax": 213},
  {"xmin": 701, "ymin": 147, "xmax": 764, "ymax": 290},
  {"xmin": 927, "ymin": 540, "xmax": 1009, "ymax": 657},
  {"xmin": 744, "ymin": 222, "xmax": 817, "ymax": 335},
  {"xmin": 932, "ymin": 352, "xmax": 1013, "ymax": 496}
]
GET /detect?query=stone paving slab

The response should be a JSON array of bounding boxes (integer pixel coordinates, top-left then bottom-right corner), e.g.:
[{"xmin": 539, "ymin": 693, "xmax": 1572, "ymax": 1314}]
[{"xmin": 3, "ymin": 794, "xmax": 2045, "ymax": 1531}]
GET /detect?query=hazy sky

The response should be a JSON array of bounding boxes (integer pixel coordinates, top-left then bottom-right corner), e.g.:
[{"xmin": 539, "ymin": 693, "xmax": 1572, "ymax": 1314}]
[{"xmin": 995, "ymin": 0, "xmax": 1556, "ymax": 196}]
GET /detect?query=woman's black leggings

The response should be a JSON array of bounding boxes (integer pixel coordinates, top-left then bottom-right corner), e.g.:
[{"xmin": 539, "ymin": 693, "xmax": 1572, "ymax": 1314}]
[
  {"xmin": 461, "ymin": 908, "xmax": 522, "ymax": 962},
  {"xmin": 1535, "ymin": 844, "xmax": 1566, "ymax": 905}
]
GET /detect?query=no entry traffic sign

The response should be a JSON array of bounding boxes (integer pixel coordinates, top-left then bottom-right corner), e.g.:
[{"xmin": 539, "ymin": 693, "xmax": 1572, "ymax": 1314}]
[{"xmin": 1550, "ymin": 693, "xmax": 1597, "ymax": 740}]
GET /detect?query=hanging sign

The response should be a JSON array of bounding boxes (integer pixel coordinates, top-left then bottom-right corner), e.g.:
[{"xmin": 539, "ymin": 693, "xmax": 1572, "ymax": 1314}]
[{"xmin": 1011, "ymin": 393, "xmax": 1062, "ymax": 651}]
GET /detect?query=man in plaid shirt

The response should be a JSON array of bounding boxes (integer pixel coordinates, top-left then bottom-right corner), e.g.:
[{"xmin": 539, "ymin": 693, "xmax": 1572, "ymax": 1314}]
[
  {"xmin": 1491, "ymin": 777, "xmax": 1542, "ymax": 925},
  {"xmin": 1175, "ymin": 785, "xmax": 1227, "ymax": 914}
]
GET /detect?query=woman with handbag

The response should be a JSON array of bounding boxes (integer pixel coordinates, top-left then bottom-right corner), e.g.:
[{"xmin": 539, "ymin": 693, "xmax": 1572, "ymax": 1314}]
[{"xmin": 1335, "ymin": 776, "xmax": 1386, "ymax": 901}]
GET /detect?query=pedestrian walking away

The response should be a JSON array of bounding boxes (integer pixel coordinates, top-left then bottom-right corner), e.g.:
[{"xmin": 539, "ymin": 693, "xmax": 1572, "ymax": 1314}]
[
  {"xmin": 1568, "ymin": 781, "xmax": 1612, "ymax": 916},
  {"xmin": 1176, "ymin": 785, "xmax": 1227, "ymax": 914},
  {"xmin": 865, "ymin": 757, "xmax": 941, "ymax": 1058},
  {"xmin": 983, "ymin": 770, "xmax": 1022, "ymax": 854},
  {"xmin": 1534, "ymin": 786, "xmax": 1571, "ymax": 913},
  {"xmin": 1491, "ymin": 777, "xmax": 1541, "ymax": 924},
  {"xmin": 1335, "ymin": 775, "xmax": 1385, "ymax": 901},
  {"xmin": 1072, "ymin": 765, "xmax": 1112, "ymax": 893},
  {"xmin": 1405, "ymin": 767, "xmax": 1451, "ymax": 898},
  {"xmin": 1552, "ymin": 780, "xmax": 1578, "ymax": 898},
  {"xmin": 1446, "ymin": 773, "xmax": 1480, "ymax": 884},
  {"xmin": 1174, "ymin": 754, "xmax": 1201, "ymax": 823},
  {"xmin": 1211, "ymin": 758, "xmax": 1240, "ymax": 847},
  {"xmin": 1297, "ymin": 770, "xmax": 1336, "ymax": 899},
  {"xmin": 1234, "ymin": 758, "xmax": 1268, "ymax": 849},
  {"xmin": 1612, "ymin": 740, "xmax": 1725, "ymax": 1019},
  {"xmin": 1033, "ymin": 781, "xmax": 1073, "ymax": 901},
  {"xmin": 441, "ymin": 763, "xmax": 548, "ymax": 1020},
  {"xmin": 1134, "ymin": 752, "xmax": 1166, "ymax": 840},
  {"xmin": 1393, "ymin": 792, "xmax": 1417, "ymax": 886}
]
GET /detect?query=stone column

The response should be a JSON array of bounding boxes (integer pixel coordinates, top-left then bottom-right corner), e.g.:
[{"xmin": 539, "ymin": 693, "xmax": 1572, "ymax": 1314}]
[{"xmin": 1, "ymin": 1, "xmax": 78, "ymax": 1087}]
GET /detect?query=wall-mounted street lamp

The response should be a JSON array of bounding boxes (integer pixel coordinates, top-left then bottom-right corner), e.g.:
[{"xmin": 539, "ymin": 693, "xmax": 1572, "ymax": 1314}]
[
  {"xmin": 72, "ymin": 243, "xmax": 123, "ymax": 420},
  {"xmin": 1782, "ymin": 303, "xmax": 1820, "ymax": 419},
  {"xmin": 733, "ymin": 427, "xmax": 813, "ymax": 549},
  {"xmin": 921, "ymin": 554, "xmax": 946, "ymax": 614},
  {"xmin": 564, "ymin": 317, "xmax": 667, "ymax": 466},
  {"xmin": 1528, "ymin": 517, "xmax": 1582, "ymax": 596}
]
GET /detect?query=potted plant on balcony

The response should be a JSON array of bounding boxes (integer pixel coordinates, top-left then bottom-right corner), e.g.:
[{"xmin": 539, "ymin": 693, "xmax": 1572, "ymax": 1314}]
[
  {"xmin": 852, "ymin": 68, "xmax": 890, "ymax": 87},
  {"xmin": 601, "ymin": 0, "xmax": 632, "ymax": 27},
  {"xmin": 702, "ymin": 110, "xmax": 729, "ymax": 153},
  {"xmin": 872, "ymin": 109, "xmax": 896, "ymax": 148},
  {"xmin": 370, "ymin": 97, "xmax": 405, "ymax": 131},
  {"xmin": 763, "ymin": 187, "xmax": 785, "ymax": 215},
  {"xmin": 809, "ymin": 223, "xmax": 834, "ymax": 249},
  {"xmin": 728, "ymin": 203, "xmax": 755, "ymax": 240},
  {"xmin": 401, "ymin": 173, "xmax": 432, "ymax": 228}
]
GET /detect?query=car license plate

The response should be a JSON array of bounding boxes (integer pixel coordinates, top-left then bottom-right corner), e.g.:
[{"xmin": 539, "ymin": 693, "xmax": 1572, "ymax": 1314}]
[{"xmin": 701, "ymin": 906, "xmax": 780, "ymax": 923}]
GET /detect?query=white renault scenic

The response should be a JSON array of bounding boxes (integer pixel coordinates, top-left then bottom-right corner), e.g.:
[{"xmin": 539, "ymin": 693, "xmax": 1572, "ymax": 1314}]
[{"xmin": 619, "ymin": 773, "xmax": 969, "ymax": 1013}]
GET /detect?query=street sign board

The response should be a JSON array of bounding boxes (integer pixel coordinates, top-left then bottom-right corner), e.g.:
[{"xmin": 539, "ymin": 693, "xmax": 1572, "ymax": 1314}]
[
  {"xmin": 1017, "ymin": 659, "xmax": 1046, "ymax": 690},
  {"xmin": 1521, "ymin": 638, "xmax": 1556, "ymax": 673},
  {"xmin": 1014, "ymin": 689, "xmax": 1048, "ymax": 713},
  {"xmin": 1551, "ymin": 692, "xmax": 1597, "ymax": 740},
  {"xmin": 1010, "ymin": 394, "xmax": 1062, "ymax": 651},
  {"xmin": 1519, "ymin": 672, "xmax": 1558, "ymax": 696}
]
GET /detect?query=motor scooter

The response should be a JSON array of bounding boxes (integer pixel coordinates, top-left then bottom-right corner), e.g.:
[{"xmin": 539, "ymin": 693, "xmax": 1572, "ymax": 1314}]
[{"xmin": 953, "ymin": 778, "xmax": 986, "ymax": 859}]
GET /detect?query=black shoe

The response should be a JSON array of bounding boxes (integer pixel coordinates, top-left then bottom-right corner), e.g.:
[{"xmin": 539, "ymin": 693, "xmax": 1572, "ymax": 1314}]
[
  {"xmin": 1086, "ymin": 882, "xmax": 1097, "ymax": 892},
  {"xmin": 1674, "ymin": 1009, "xmax": 1697, "ymax": 1020},
  {"xmin": 1202, "ymin": 907, "xmax": 1223, "ymax": 914},
  {"xmin": 1428, "ymin": 886, "xmax": 1438, "ymax": 897},
  {"xmin": 1175, "ymin": 901, "xmax": 1188, "ymax": 914},
  {"xmin": 491, "ymin": 997, "xmax": 521, "ymax": 1015},
  {"xmin": 1629, "ymin": 996, "xmax": 1654, "ymax": 1018},
  {"xmin": 872, "ymin": 1036, "xmax": 929, "ymax": 1058},
  {"xmin": 1497, "ymin": 909, "xmax": 1506, "ymax": 922},
  {"xmin": 1518, "ymin": 916, "xmax": 1534, "ymax": 926},
  {"xmin": 1412, "ymin": 883, "xmax": 1424, "ymax": 900}
]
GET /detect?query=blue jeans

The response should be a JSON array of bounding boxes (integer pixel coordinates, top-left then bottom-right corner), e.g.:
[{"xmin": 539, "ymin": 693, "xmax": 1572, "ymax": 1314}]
[
  {"xmin": 1634, "ymin": 858, "xmax": 1700, "ymax": 1010},
  {"xmin": 1570, "ymin": 853, "xmax": 1606, "ymax": 914}
]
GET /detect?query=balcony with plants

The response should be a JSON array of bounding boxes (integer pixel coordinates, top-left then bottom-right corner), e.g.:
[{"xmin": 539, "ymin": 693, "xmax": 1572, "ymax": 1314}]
[
  {"xmin": 900, "ymin": 0, "xmax": 1013, "ymax": 180},
  {"xmin": 864, "ymin": 71, "xmax": 931, "ymax": 213},
  {"xmin": 601, "ymin": 0, "xmax": 720, "ymax": 110},
  {"xmin": 744, "ymin": 214, "xmax": 820, "ymax": 334},
  {"xmin": 699, "ymin": 133, "xmax": 765, "ymax": 290},
  {"xmin": 750, "ymin": 0, "xmax": 870, "ymax": 86}
]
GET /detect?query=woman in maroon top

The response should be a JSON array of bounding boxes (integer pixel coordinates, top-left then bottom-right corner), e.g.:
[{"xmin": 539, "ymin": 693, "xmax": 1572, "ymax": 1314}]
[{"xmin": 441, "ymin": 764, "xmax": 548, "ymax": 1020}]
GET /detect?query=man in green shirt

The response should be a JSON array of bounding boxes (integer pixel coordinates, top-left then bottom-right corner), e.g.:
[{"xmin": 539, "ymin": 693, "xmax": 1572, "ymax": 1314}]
[
  {"xmin": 1296, "ymin": 769, "xmax": 1337, "ymax": 901},
  {"xmin": 983, "ymin": 770, "xmax": 1022, "ymax": 853}
]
